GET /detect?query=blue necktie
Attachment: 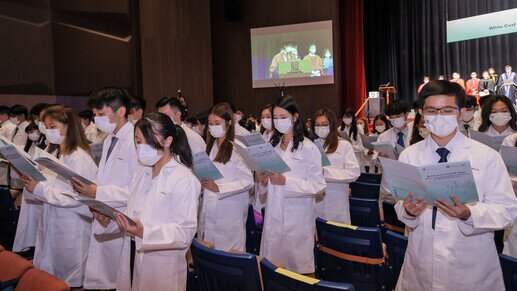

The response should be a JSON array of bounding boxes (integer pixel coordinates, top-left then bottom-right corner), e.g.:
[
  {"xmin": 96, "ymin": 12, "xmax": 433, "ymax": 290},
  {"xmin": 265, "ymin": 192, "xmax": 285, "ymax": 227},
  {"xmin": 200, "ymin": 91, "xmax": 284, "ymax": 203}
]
[
  {"xmin": 396, "ymin": 131, "xmax": 405, "ymax": 148},
  {"xmin": 432, "ymin": 147, "xmax": 450, "ymax": 229}
]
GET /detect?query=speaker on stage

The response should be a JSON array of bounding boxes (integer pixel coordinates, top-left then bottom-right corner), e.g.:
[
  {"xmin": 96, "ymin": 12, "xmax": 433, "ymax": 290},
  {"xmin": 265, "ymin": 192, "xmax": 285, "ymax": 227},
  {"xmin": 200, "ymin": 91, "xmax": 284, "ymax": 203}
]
[{"xmin": 366, "ymin": 91, "xmax": 385, "ymax": 117}]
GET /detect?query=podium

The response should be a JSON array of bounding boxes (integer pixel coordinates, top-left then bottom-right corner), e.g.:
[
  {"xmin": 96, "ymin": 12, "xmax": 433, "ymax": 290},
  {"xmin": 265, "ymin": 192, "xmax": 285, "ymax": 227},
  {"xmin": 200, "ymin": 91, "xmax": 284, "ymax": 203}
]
[{"xmin": 379, "ymin": 85, "xmax": 397, "ymax": 104}]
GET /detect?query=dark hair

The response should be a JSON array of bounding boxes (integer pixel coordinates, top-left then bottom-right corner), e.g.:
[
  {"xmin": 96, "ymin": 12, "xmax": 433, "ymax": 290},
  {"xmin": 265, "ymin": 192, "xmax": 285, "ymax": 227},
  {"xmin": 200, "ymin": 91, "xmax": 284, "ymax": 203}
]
[
  {"xmin": 270, "ymin": 95, "xmax": 306, "ymax": 152},
  {"xmin": 505, "ymin": 65, "xmax": 512, "ymax": 70},
  {"xmin": 478, "ymin": 95, "xmax": 491, "ymax": 109},
  {"xmin": 87, "ymin": 87, "xmax": 132, "ymax": 118},
  {"xmin": 134, "ymin": 113, "xmax": 193, "ymax": 168},
  {"xmin": 463, "ymin": 95, "xmax": 478, "ymax": 109},
  {"xmin": 357, "ymin": 117, "xmax": 370, "ymax": 135},
  {"xmin": 155, "ymin": 96, "xmax": 188, "ymax": 121},
  {"xmin": 312, "ymin": 108, "xmax": 339, "ymax": 154},
  {"xmin": 339, "ymin": 108, "xmax": 358, "ymax": 141},
  {"xmin": 478, "ymin": 95, "xmax": 517, "ymax": 132},
  {"xmin": 8, "ymin": 105, "xmax": 28, "ymax": 119},
  {"xmin": 29, "ymin": 103, "xmax": 49, "ymax": 120},
  {"xmin": 43, "ymin": 105, "xmax": 91, "ymax": 156},
  {"xmin": 78, "ymin": 109, "xmax": 94, "ymax": 123},
  {"xmin": 385, "ymin": 100, "xmax": 410, "ymax": 116},
  {"xmin": 259, "ymin": 104, "xmax": 273, "ymax": 134},
  {"xmin": 185, "ymin": 117, "xmax": 198, "ymax": 125},
  {"xmin": 372, "ymin": 114, "xmax": 391, "ymax": 134},
  {"xmin": 205, "ymin": 103, "xmax": 235, "ymax": 164},
  {"xmin": 419, "ymin": 80, "xmax": 466, "ymax": 108},
  {"xmin": 131, "ymin": 97, "xmax": 146, "ymax": 112},
  {"xmin": 23, "ymin": 122, "xmax": 40, "ymax": 152},
  {"xmin": 410, "ymin": 112, "xmax": 425, "ymax": 145},
  {"xmin": 412, "ymin": 100, "xmax": 421, "ymax": 110},
  {"xmin": 0, "ymin": 106, "xmax": 9, "ymax": 116}
]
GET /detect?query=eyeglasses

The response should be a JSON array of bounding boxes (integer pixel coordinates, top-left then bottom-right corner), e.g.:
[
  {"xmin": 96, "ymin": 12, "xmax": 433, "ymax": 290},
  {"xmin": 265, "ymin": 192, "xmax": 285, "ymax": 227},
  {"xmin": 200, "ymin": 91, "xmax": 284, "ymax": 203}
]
[{"xmin": 422, "ymin": 107, "xmax": 458, "ymax": 115}]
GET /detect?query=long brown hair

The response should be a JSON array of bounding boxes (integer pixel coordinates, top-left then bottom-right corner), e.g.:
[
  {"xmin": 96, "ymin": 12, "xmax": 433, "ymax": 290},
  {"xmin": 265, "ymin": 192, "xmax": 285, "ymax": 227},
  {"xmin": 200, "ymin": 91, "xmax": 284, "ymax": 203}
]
[
  {"xmin": 312, "ymin": 108, "xmax": 339, "ymax": 154},
  {"xmin": 43, "ymin": 105, "xmax": 91, "ymax": 156},
  {"xmin": 205, "ymin": 102, "xmax": 235, "ymax": 164},
  {"xmin": 477, "ymin": 95, "xmax": 517, "ymax": 132}
]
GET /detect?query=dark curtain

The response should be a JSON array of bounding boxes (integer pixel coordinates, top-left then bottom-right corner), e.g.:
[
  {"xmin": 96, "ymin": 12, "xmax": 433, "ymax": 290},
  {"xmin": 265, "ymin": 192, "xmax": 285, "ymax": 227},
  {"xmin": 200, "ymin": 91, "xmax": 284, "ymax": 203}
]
[
  {"xmin": 340, "ymin": 0, "xmax": 367, "ymax": 114},
  {"xmin": 364, "ymin": 0, "xmax": 517, "ymax": 104}
]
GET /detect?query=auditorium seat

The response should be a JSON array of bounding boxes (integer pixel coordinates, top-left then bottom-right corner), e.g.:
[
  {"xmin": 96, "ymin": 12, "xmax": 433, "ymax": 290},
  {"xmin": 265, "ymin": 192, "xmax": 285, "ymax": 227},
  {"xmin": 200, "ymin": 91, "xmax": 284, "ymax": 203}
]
[
  {"xmin": 385, "ymin": 230, "xmax": 408, "ymax": 290},
  {"xmin": 500, "ymin": 253, "xmax": 517, "ymax": 291},
  {"xmin": 349, "ymin": 198, "xmax": 382, "ymax": 228},
  {"xmin": 246, "ymin": 204, "xmax": 263, "ymax": 255},
  {"xmin": 356, "ymin": 173, "xmax": 382, "ymax": 185},
  {"xmin": 190, "ymin": 238, "xmax": 262, "ymax": 291},
  {"xmin": 0, "ymin": 186, "xmax": 19, "ymax": 251},
  {"xmin": 315, "ymin": 218, "xmax": 387, "ymax": 291},
  {"xmin": 0, "ymin": 251, "xmax": 33, "ymax": 289},
  {"xmin": 382, "ymin": 201, "xmax": 405, "ymax": 235},
  {"xmin": 350, "ymin": 173, "xmax": 382, "ymax": 200},
  {"xmin": 15, "ymin": 268, "xmax": 69, "ymax": 291},
  {"xmin": 260, "ymin": 258, "xmax": 355, "ymax": 290}
]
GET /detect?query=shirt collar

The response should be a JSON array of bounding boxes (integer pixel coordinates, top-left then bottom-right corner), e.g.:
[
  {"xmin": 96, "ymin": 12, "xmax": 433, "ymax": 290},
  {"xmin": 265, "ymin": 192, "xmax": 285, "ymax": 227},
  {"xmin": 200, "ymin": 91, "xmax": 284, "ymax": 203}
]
[
  {"xmin": 394, "ymin": 125, "xmax": 409, "ymax": 135},
  {"xmin": 112, "ymin": 121, "xmax": 133, "ymax": 139},
  {"xmin": 426, "ymin": 129, "xmax": 464, "ymax": 158}
]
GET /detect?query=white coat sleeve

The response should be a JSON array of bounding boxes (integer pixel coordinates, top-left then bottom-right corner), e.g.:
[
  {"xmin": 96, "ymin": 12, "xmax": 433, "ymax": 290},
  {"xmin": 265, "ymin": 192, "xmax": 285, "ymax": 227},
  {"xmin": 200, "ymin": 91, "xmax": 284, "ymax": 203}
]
[
  {"xmin": 92, "ymin": 219, "xmax": 121, "ymax": 235},
  {"xmin": 284, "ymin": 145, "xmax": 326, "ymax": 198},
  {"xmin": 458, "ymin": 153, "xmax": 517, "ymax": 235},
  {"xmin": 215, "ymin": 154, "xmax": 254, "ymax": 200},
  {"xmin": 139, "ymin": 178, "xmax": 200, "ymax": 251},
  {"xmin": 95, "ymin": 151, "xmax": 138, "ymax": 204},
  {"xmin": 324, "ymin": 142, "xmax": 361, "ymax": 183}
]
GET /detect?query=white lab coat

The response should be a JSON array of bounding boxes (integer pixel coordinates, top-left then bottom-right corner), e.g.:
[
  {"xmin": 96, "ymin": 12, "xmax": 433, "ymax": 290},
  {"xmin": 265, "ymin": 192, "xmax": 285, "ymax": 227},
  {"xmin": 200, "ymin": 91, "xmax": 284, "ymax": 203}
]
[
  {"xmin": 394, "ymin": 131, "xmax": 517, "ymax": 291},
  {"xmin": 315, "ymin": 138, "xmax": 360, "ymax": 224},
  {"xmin": 340, "ymin": 126, "xmax": 365, "ymax": 172},
  {"xmin": 377, "ymin": 125, "xmax": 412, "ymax": 148},
  {"xmin": 502, "ymin": 134, "xmax": 517, "ymax": 257},
  {"xmin": 235, "ymin": 123, "xmax": 251, "ymax": 136},
  {"xmin": 481, "ymin": 124, "xmax": 515, "ymax": 136},
  {"xmin": 31, "ymin": 148, "xmax": 98, "ymax": 287},
  {"xmin": 83, "ymin": 122, "xmax": 139, "ymax": 289},
  {"xmin": 10, "ymin": 120, "xmax": 30, "ymax": 189},
  {"xmin": 94, "ymin": 158, "xmax": 201, "ymax": 291},
  {"xmin": 84, "ymin": 122, "xmax": 107, "ymax": 144},
  {"xmin": 199, "ymin": 143, "xmax": 253, "ymax": 251},
  {"xmin": 259, "ymin": 138, "xmax": 326, "ymax": 274},
  {"xmin": 0, "ymin": 120, "xmax": 17, "ymax": 185},
  {"xmin": 180, "ymin": 123, "xmax": 206, "ymax": 153}
]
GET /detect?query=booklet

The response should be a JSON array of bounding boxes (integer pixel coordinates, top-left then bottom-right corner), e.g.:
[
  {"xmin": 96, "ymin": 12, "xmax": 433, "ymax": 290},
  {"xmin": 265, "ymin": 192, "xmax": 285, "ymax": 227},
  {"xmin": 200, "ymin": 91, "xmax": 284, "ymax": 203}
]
[
  {"xmin": 313, "ymin": 139, "xmax": 331, "ymax": 167},
  {"xmin": 232, "ymin": 142, "xmax": 290, "ymax": 173},
  {"xmin": 235, "ymin": 132, "xmax": 266, "ymax": 147},
  {"xmin": 469, "ymin": 130, "xmax": 507, "ymax": 151},
  {"xmin": 62, "ymin": 194, "xmax": 136, "ymax": 226},
  {"xmin": 0, "ymin": 135, "xmax": 36, "ymax": 165},
  {"xmin": 0, "ymin": 145, "xmax": 46, "ymax": 182},
  {"xmin": 500, "ymin": 146, "xmax": 517, "ymax": 176},
  {"xmin": 89, "ymin": 143, "xmax": 104, "ymax": 165},
  {"xmin": 35, "ymin": 157, "xmax": 95, "ymax": 185},
  {"xmin": 338, "ymin": 131, "xmax": 352, "ymax": 143},
  {"xmin": 192, "ymin": 151, "xmax": 224, "ymax": 180},
  {"xmin": 372, "ymin": 142, "xmax": 399, "ymax": 160},
  {"xmin": 359, "ymin": 134, "xmax": 375, "ymax": 150},
  {"xmin": 379, "ymin": 157, "xmax": 479, "ymax": 204}
]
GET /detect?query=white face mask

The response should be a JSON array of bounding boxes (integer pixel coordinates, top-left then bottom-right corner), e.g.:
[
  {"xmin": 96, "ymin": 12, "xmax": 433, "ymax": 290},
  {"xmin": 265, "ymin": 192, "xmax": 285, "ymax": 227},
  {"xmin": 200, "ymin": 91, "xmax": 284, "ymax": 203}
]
[
  {"xmin": 314, "ymin": 126, "xmax": 330, "ymax": 139},
  {"xmin": 209, "ymin": 124, "xmax": 226, "ymax": 138},
  {"xmin": 418, "ymin": 127, "xmax": 430, "ymax": 138},
  {"xmin": 28, "ymin": 132, "xmax": 41, "ymax": 142},
  {"xmin": 94, "ymin": 113, "xmax": 117, "ymax": 134},
  {"xmin": 274, "ymin": 118, "xmax": 293, "ymax": 134},
  {"xmin": 235, "ymin": 114, "xmax": 242, "ymax": 123},
  {"xmin": 38, "ymin": 121, "xmax": 47, "ymax": 134},
  {"xmin": 375, "ymin": 125, "xmax": 386, "ymax": 133},
  {"xmin": 424, "ymin": 115, "xmax": 458, "ymax": 138},
  {"xmin": 10, "ymin": 117, "xmax": 20, "ymax": 125},
  {"xmin": 489, "ymin": 112, "xmax": 511, "ymax": 127},
  {"xmin": 137, "ymin": 144, "xmax": 162, "ymax": 166},
  {"xmin": 343, "ymin": 117, "xmax": 353, "ymax": 125},
  {"xmin": 390, "ymin": 117, "xmax": 406, "ymax": 129},
  {"xmin": 128, "ymin": 114, "xmax": 136, "ymax": 125},
  {"xmin": 46, "ymin": 128, "xmax": 65, "ymax": 144},
  {"xmin": 463, "ymin": 111, "xmax": 475, "ymax": 121},
  {"xmin": 261, "ymin": 118, "xmax": 272, "ymax": 130}
]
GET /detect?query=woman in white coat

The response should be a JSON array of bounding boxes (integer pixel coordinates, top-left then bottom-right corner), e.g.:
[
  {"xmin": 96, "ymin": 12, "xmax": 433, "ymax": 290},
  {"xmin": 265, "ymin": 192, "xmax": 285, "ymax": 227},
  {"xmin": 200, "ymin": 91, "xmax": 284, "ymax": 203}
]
[
  {"xmin": 93, "ymin": 113, "xmax": 201, "ymax": 291},
  {"xmin": 477, "ymin": 95, "xmax": 517, "ymax": 137},
  {"xmin": 312, "ymin": 108, "xmax": 360, "ymax": 224},
  {"xmin": 198, "ymin": 102, "xmax": 253, "ymax": 252},
  {"xmin": 21, "ymin": 105, "xmax": 98, "ymax": 287},
  {"xmin": 258, "ymin": 95, "xmax": 326, "ymax": 274},
  {"xmin": 339, "ymin": 108, "xmax": 366, "ymax": 172},
  {"xmin": 260, "ymin": 104, "xmax": 274, "ymax": 142}
]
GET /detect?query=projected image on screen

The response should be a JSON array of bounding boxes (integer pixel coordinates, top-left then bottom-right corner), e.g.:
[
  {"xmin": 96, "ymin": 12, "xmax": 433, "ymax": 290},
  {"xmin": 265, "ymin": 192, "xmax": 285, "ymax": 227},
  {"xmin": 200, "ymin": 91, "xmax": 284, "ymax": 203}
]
[{"xmin": 250, "ymin": 20, "xmax": 334, "ymax": 88}]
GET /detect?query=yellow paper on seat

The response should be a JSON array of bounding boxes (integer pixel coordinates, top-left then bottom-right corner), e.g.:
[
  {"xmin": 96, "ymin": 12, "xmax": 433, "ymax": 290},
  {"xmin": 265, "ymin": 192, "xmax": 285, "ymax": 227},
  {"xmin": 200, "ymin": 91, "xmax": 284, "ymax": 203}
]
[
  {"xmin": 274, "ymin": 268, "xmax": 320, "ymax": 285},
  {"xmin": 327, "ymin": 221, "xmax": 358, "ymax": 230}
]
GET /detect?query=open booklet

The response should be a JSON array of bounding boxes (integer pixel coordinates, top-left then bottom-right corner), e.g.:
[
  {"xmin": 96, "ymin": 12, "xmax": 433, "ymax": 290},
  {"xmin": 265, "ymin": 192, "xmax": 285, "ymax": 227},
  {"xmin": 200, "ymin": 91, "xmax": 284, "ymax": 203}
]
[
  {"xmin": 192, "ymin": 151, "xmax": 223, "ymax": 180},
  {"xmin": 372, "ymin": 141, "xmax": 402, "ymax": 160},
  {"xmin": 235, "ymin": 132, "xmax": 266, "ymax": 147},
  {"xmin": 500, "ymin": 146, "xmax": 517, "ymax": 176},
  {"xmin": 35, "ymin": 157, "xmax": 95, "ymax": 185},
  {"xmin": 0, "ymin": 144, "xmax": 46, "ymax": 182},
  {"xmin": 469, "ymin": 130, "xmax": 507, "ymax": 151},
  {"xmin": 313, "ymin": 139, "xmax": 331, "ymax": 167},
  {"xmin": 232, "ymin": 141, "xmax": 290, "ymax": 173},
  {"xmin": 359, "ymin": 134, "xmax": 378, "ymax": 151},
  {"xmin": 338, "ymin": 131, "xmax": 352, "ymax": 143},
  {"xmin": 378, "ymin": 157, "xmax": 479, "ymax": 204},
  {"xmin": 62, "ymin": 193, "xmax": 136, "ymax": 226}
]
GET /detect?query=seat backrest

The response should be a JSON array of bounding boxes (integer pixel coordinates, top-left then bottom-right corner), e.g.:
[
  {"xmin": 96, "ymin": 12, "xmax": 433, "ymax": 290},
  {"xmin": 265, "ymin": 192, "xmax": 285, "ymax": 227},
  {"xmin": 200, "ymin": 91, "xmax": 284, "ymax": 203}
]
[
  {"xmin": 0, "ymin": 245, "xmax": 4, "ymax": 252},
  {"xmin": 0, "ymin": 251, "xmax": 33, "ymax": 282},
  {"xmin": 350, "ymin": 182, "xmax": 380, "ymax": 200},
  {"xmin": 260, "ymin": 258, "xmax": 354, "ymax": 291},
  {"xmin": 0, "ymin": 186, "xmax": 18, "ymax": 251},
  {"xmin": 190, "ymin": 239, "xmax": 262, "ymax": 291},
  {"xmin": 15, "ymin": 268, "xmax": 69, "ymax": 291},
  {"xmin": 382, "ymin": 201, "xmax": 405, "ymax": 234},
  {"xmin": 385, "ymin": 230, "xmax": 408, "ymax": 290},
  {"xmin": 500, "ymin": 253, "xmax": 517, "ymax": 291},
  {"xmin": 315, "ymin": 218, "xmax": 387, "ymax": 291},
  {"xmin": 349, "ymin": 198, "xmax": 381, "ymax": 228},
  {"xmin": 356, "ymin": 173, "xmax": 382, "ymax": 184},
  {"xmin": 246, "ymin": 204, "xmax": 262, "ymax": 255}
]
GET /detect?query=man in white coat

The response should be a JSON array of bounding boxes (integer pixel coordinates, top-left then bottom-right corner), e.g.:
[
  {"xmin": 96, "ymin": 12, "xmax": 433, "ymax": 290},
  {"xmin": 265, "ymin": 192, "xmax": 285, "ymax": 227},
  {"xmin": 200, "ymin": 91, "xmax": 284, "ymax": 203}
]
[
  {"xmin": 9, "ymin": 104, "xmax": 30, "ymax": 189},
  {"xmin": 0, "ymin": 106, "xmax": 17, "ymax": 186},
  {"xmin": 156, "ymin": 96, "xmax": 206, "ymax": 153},
  {"xmin": 394, "ymin": 80, "xmax": 517, "ymax": 291},
  {"xmin": 72, "ymin": 87, "xmax": 139, "ymax": 290}
]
